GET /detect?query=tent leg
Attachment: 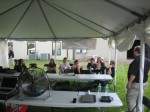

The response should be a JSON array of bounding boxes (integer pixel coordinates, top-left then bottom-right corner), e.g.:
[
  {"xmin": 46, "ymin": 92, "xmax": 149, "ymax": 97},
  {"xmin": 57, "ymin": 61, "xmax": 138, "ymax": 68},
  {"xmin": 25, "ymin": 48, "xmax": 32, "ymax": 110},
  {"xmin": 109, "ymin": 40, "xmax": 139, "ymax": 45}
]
[
  {"xmin": 137, "ymin": 38, "xmax": 145, "ymax": 112},
  {"xmin": 0, "ymin": 40, "xmax": 9, "ymax": 68},
  {"xmin": 114, "ymin": 85, "xmax": 116, "ymax": 92}
]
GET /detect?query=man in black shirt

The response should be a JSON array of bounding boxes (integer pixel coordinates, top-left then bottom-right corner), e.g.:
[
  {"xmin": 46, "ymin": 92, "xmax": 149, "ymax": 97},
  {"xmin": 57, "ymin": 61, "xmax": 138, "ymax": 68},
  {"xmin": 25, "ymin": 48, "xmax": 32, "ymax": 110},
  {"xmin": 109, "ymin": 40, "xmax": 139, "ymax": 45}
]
[
  {"xmin": 8, "ymin": 49, "xmax": 14, "ymax": 59},
  {"xmin": 8, "ymin": 47, "xmax": 14, "ymax": 65},
  {"xmin": 126, "ymin": 46, "xmax": 150, "ymax": 112},
  {"xmin": 87, "ymin": 58, "xmax": 97, "ymax": 70}
]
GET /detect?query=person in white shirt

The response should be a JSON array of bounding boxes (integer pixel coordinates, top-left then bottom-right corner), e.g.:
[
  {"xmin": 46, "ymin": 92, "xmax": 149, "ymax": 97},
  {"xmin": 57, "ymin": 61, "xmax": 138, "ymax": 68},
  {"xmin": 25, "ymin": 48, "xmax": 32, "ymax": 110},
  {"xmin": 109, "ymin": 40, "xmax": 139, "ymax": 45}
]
[{"xmin": 59, "ymin": 57, "xmax": 71, "ymax": 74}]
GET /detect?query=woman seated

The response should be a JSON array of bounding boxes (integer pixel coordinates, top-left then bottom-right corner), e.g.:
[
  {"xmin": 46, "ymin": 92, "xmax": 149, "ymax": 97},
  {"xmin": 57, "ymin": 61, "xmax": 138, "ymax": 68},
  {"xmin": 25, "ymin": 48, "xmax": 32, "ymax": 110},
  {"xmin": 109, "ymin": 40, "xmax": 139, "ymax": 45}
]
[
  {"xmin": 96, "ymin": 57, "xmax": 102, "ymax": 70},
  {"xmin": 107, "ymin": 60, "xmax": 115, "ymax": 77},
  {"xmin": 14, "ymin": 59, "xmax": 26, "ymax": 72},
  {"xmin": 87, "ymin": 58, "xmax": 97, "ymax": 70},
  {"xmin": 72, "ymin": 59, "xmax": 83, "ymax": 74},
  {"xmin": 47, "ymin": 58, "xmax": 56, "ymax": 73},
  {"xmin": 96, "ymin": 57, "xmax": 107, "ymax": 74},
  {"xmin": 99, "ymin": 60, "xmax": 115, "ymax": 88}
]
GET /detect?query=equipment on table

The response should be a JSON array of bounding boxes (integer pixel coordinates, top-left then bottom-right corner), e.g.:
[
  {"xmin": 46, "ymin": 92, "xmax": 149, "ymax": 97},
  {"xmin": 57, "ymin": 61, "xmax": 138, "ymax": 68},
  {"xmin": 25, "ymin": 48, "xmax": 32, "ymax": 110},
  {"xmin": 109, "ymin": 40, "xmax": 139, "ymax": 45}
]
[
  {"xmin": 100, "ymin": 96, "xmax": 113, "ymax": 103},
  {"xmin": 0, "ymin": 77, "xmax": 18, "ymax": 100},
  {"xmin": 18, "ymin": 66, "xmax": 50, "ymax": 100},
  {"xmin": 80, "ymin": 94, "xmax": 96, "ymax": 103}
]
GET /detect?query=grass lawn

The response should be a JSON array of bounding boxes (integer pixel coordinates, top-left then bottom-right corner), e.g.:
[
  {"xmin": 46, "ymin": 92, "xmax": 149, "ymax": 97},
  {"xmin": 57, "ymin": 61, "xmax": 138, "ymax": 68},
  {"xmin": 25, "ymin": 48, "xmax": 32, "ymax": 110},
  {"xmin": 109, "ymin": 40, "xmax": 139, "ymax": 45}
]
[{"xmin": 12, "ymin": 60, "xmax": 150, "ymax": 112}]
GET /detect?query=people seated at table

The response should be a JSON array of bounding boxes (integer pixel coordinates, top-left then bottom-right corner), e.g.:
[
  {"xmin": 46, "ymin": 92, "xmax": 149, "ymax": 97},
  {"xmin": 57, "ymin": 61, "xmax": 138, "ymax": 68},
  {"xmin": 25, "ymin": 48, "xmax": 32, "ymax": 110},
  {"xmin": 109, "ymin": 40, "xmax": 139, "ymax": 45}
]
[
  {"xmin": 97, "ymin": 60, "xmax": 115, "ymax": 90},
  {"xmin": 72, "ymin": 59, "xmax": 83, "ymax": 74},
  {"xmin": 96, "ymin": 57, "xmax": 107, "ymax": 74},
  {"xmin": 96, "ymin": 57, "xmax": 103, "ymax": 70},
  {"xmin": 59, "ymin": 57, "xmax": 71, "ymax": 74},
  {"xmin": 96, "ymin": 57, "xmax": 103, "ymax": 73},
  {"xmin": 87, "ymin": 58, "xmax": 97, "ymax": 71},
  {"xmin": 47, "ymin": 58, "xmax": 56, "ymax": 73},
  {"xmin": 98, "ymin": 61, "xmax": 115, "ymax": 89},
  {"xmin": 14, "ymin": 59, "xmax": 26, "ymax": 72},
  {"xmin": 107, "ymin": 60, "xmax": 115, "ymax": 78},
  {"xmin": 90, "ymin": 59, "xmax": 114, "ymax": 90}
]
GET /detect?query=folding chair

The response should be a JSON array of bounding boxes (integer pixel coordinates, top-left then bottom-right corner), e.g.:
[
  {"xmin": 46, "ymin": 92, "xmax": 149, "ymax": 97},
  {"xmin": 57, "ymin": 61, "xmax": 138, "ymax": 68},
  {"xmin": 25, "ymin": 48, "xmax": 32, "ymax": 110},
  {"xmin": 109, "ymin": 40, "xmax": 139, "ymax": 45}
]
[
  {"xmin": 92, "ymin": 70, "xmax": 101, "ymax": 74},
  {"xmin": 131, "ymin": 96, "xmax": 150, "ymax": 112},
  {"xmin": 69, "ymin": 63, "xmax": 73, "ymax": 67},
  {"xmin": 80, "ymin": 70, "xmax": 91, "ymax": 74},
  {"xmin": 81, "ymin": 70, "xmax": 100, "ymax": 74},
  {"xmin": 143, "ymin": 96, "xmax": 150, "ymax": 112},
  {"xmin": 29, "ymin": 63, "xmax": 37, "ymax": 68},
  {"xmin": 43, "ymin": 64, "xmax": 49, "ymax": 71}
]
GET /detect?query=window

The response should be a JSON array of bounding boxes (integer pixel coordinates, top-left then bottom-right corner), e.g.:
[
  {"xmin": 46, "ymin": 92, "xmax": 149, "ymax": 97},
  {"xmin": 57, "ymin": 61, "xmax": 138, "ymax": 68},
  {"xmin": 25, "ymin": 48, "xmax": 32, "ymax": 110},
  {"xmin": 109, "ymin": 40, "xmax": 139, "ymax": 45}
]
[
  {"xmin": 27, "ymin": 42, "xmax": 36, "ymax": 55},
  {"xmin": 52, "ymin": 42, "xmax": 61, "ymax": 56},
  {"xmin": 75, "ymin": 49, "xmax": 87, "ymax": 54},
  {"xmin": 76, "ymin": 49, "xmax": 81, "ymax": 53},
  {"xmin": 82, "ymin": 49, "xmax": 87, "ymax": 54},
  {"xmin": 8, "ymin": 42, "xmax": 13, "ymax": 49}
]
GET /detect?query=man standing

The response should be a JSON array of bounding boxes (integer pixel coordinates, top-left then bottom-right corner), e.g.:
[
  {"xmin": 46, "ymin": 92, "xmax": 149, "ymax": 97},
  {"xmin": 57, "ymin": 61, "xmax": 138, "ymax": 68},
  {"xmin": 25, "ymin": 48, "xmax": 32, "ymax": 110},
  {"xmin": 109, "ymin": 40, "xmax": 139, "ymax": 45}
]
[
  {"xmin": 126, "ymin": 46, "xmax": 150, "ymax": 112},
  {"xmin": 8, "ymin": 47, "xmax": 14, "ymax": 65}
]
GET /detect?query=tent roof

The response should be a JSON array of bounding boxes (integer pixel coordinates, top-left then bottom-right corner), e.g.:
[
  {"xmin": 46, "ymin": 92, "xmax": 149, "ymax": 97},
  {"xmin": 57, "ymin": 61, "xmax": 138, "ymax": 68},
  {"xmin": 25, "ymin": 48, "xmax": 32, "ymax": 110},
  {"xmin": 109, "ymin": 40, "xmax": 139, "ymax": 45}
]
[{"xmin": 0, "ymin": 0, "xmax": 150, "ymax": 41}]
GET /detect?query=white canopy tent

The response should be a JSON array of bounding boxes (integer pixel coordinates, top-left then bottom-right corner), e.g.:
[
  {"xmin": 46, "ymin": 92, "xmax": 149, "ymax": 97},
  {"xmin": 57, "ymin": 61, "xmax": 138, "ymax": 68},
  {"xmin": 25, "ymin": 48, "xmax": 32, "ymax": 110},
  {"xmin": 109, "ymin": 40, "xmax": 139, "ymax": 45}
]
[
  {"xmin": 0, "ymin": 0, "xmax": 150, "ymax": 111},
  {"xmin": 0, "ymin": 0, "xmax": 149, "ymax": 40}
]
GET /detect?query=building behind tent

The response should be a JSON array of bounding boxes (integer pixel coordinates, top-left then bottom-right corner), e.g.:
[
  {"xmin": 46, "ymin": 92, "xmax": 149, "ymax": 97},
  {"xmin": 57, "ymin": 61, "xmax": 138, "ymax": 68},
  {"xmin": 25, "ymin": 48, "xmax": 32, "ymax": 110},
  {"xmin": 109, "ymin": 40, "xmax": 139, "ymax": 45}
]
[{"xmin": 8, "ymin": 38, "xmax": 127, "ymax": 62}]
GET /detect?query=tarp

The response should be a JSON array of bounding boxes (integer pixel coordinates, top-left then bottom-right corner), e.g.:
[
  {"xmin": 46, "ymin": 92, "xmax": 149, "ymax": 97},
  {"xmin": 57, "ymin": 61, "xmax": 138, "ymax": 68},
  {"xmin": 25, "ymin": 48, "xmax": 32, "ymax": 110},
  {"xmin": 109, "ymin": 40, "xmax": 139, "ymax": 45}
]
[
  {"xmin": 62, "ymin": 39, "xmax": 97, "ymax": 49},
  {"xmin": 0, "ymin": 0, "xmax": 150, "ymax": 50}
]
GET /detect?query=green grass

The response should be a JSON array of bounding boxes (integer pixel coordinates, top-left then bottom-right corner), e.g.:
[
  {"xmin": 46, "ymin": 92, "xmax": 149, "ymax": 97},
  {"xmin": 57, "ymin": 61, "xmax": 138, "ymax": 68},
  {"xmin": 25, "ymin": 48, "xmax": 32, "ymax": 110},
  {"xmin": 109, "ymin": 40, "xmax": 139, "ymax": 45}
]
[{"xmin": 13, "ymin": 60, "xmax": 150, "ymax": 112}]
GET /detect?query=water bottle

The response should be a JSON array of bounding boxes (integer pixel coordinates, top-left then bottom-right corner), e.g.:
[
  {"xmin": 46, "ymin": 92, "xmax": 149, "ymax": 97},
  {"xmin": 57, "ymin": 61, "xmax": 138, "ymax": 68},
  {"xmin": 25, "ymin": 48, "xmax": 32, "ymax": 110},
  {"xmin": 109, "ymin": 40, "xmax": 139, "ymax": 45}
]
[
  {"xmin": 104, "ymin": 69, "xmax": 106, "ymax": 74},
  {"xmin": 59, "ymin": 70, "xmax": 61, "ymax": 75},
  {"xmin": 105, "ymin": 84, "xmax": 109, "ymax": 96},
  {"xmin": 87, "ymin": 90, "xmax": 91, "ymax": 95},
  {"xmin": 89, "ymin": 66, "xmax": 92, "ymax": 73},
  {"xmin": 98, "ymin": 83, "xmax": 101, "ymax": 94}
]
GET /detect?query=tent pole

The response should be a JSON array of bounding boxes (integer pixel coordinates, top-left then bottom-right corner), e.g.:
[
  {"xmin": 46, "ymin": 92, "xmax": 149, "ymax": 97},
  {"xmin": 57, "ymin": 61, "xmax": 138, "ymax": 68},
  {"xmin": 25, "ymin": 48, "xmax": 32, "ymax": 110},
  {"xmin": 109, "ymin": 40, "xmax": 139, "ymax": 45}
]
[
  {"xmin": 114, "ymin": 41, "xmax": 117, "ymax": 92},
  {"xmin": 0, "ymin": 40, "xmax": 9, "ymax": 67},
  {"xmin": 54, "ymin": 40, "xmax": 57, "ymax": 63},
  {"xmin": 137, "ymin": 37, "xmax": 145, "ymax": 112},
  {"xmin": 108, "ymin": 46, "xmax": 111, "ymax": 64}
]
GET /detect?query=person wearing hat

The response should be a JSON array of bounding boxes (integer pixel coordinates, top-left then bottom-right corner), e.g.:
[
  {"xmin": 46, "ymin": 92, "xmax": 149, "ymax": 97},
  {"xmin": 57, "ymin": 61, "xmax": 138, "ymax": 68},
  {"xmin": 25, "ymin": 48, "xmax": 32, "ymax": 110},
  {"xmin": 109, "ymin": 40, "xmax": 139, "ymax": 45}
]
[{"xmin": 59, "ymin": 57, "xmax": 71, "ymax": 74}]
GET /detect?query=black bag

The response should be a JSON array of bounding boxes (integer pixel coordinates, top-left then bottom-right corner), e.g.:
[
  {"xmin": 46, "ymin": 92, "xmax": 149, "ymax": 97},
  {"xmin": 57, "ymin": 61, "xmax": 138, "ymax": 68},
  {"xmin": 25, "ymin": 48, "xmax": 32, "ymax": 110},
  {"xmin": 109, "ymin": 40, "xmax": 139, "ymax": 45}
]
[
  {"xmin": 0, "ymin": 68, "xmax": 9, "ymax": 73},
  {"xmin": 100, "ymin": 96, "xmax": 113, "ymax": 102},
  {"xmin": 0, "ymin": 77, "xmax": 19, "ymax": 100},
  {"xmin": 0, "ymin": 66, "xmax": 3, "ymax": 73},
  {"xmin": 6, "ymin": 69, "xmax": 17, "ymax": 74}
]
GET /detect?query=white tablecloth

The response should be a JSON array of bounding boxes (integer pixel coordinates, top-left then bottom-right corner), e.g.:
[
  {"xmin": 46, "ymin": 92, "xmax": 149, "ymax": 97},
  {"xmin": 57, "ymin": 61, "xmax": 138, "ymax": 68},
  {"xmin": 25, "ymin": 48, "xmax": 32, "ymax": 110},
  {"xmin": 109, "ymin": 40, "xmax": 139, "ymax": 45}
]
[
  {"xmin": 0, "ymin": 73, "xmax": 112, "ymax": 81},
  {"xmin": 7, "ymin": 91, "xmax": 123, "ymax": 108},
  {"xmin": 47, "ymin": 73, "xmax": 112, "ymax": 81}
]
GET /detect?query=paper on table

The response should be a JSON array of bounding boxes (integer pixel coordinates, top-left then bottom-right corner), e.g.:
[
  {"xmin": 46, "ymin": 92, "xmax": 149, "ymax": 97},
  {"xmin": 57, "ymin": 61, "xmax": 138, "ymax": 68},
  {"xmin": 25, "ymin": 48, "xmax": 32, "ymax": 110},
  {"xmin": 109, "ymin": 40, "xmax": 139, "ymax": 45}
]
[{"xmin": 77, "ymin": 91, "xmax": 87, "ymax": 96}]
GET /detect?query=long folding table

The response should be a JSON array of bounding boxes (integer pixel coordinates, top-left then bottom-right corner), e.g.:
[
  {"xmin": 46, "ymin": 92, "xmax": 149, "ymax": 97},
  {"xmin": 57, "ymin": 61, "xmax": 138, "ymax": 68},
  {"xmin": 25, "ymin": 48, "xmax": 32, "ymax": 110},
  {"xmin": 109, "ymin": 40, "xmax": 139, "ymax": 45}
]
[
  {"xmin": 0, "ymin": 73, "xmax": 112, "ymax": 81},
  {"xmin": 47, "ymin": 73, "xmax": 112, "ymax": 81},
  {"xmin": 6, "ymin": 90, "xmax": 123, "ymax": 108}
]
